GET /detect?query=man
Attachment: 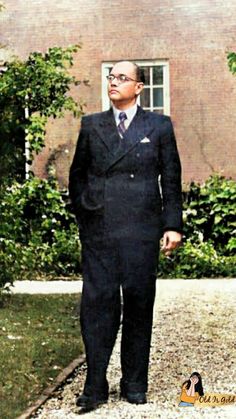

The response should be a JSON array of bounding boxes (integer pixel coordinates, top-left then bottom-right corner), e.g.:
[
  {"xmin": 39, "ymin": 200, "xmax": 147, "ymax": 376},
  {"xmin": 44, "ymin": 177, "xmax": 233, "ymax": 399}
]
[{"xmin": 69, "ymin": 61, "xmax": 182, "ymax": 410}]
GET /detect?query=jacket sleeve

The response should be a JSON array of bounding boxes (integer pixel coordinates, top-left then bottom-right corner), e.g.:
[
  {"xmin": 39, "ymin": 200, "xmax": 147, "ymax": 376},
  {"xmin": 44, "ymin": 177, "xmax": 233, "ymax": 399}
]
[
  {"xmin": 159, "ymin": 116, "xmax": 183, "ymax": 233},
  {"xmin": 68, "ymin": 117, "xmax": 90, "ymax": 216}
]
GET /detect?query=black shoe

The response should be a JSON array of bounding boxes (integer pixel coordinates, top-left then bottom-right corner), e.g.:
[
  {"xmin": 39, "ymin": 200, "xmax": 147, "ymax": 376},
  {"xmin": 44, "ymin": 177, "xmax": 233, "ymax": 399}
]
[
  {"xmin": 121, "ymin": 390, "xmax": 147, "ymax": 404},
  {"xmin": 76, "ymin": 393, "xmax": 108, "ymax": 410}
]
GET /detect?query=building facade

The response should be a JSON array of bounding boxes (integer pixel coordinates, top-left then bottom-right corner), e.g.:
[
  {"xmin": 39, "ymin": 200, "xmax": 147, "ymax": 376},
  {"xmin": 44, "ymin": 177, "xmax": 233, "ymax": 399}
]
[{"xmin": 1, "ymin": 0, "xmax": 236, "ymax": 186}]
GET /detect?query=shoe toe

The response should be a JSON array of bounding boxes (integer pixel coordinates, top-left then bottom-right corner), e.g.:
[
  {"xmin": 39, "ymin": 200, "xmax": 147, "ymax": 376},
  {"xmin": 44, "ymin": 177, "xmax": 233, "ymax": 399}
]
[
  {"xmin": 76, "ymin": 393, "xmax": 108, "ymax": 409},
  {"xmin": 121, "ymin": 391, "xmax": 147, "ymax": 404}
]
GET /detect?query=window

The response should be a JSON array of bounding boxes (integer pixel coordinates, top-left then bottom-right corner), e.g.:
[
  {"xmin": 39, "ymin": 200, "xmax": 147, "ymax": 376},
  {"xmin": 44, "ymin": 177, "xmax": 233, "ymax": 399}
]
[{"xmin": 102, "ymin": 61, "xmax": 170, "ymax": 115}]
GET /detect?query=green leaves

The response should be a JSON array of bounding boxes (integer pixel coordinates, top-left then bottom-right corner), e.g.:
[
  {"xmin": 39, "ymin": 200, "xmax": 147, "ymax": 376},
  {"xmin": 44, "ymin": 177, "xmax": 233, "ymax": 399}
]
[
  {"xmin": 227, "ymin": 51, "xmax": 236, "ymax": 75},
  {"xmin": 25, "ymin": 114, "xmax": 47, "ymax": 156},
  {"xmin": 1, "ymin": 45, "xmax": 82, "ymax": 114},
  {"xmin": 158, "ymin": 174, "xmax": 236, "ymax": 279},
  {"xmin": 0, "ymin": 177, "xmax": 81, "ymax": 291},
  {"xmin": 183, "ymin": 174, "xmax": 236, "ymax": 254},
  {"xmin": 0, "ymin": 45, "xmax": 85, "ymax": 179},
  {"xmin": 158, "ymin": 241, "xmax": 236, "ymax": 279}
]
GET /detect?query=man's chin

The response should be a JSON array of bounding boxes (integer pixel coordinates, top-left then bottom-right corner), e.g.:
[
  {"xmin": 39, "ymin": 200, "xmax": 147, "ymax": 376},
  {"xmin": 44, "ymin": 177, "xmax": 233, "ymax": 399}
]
[{"xmin": 109, "ymin": 92, "xmax": 120, "ymax": 99}]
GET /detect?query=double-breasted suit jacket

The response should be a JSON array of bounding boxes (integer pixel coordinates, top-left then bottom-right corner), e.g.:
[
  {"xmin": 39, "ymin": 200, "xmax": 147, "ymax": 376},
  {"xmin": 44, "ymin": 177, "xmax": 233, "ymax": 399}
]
[{"xmin": 69, "ymin": 106, "xmax": 182, "ymax": 243}]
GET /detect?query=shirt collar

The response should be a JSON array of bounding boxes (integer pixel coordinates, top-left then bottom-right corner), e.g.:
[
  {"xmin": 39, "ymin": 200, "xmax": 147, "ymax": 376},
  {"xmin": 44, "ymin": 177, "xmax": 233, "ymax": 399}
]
[{"xmin": 113, "ymin": 103, "xmax": 138, "ymax": 125}]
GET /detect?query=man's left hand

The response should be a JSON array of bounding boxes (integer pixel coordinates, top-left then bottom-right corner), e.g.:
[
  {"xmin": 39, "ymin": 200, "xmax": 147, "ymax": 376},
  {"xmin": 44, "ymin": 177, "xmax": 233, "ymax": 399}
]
[{"xmin": 161, "ymin": 231, "xmax": 182, "ymax": 256}]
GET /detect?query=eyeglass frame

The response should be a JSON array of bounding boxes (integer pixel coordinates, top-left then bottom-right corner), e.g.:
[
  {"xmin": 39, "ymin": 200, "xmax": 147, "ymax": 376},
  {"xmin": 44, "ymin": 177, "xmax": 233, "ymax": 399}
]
[{"xmin": 106, "ymin": 73, "xmax": 142, "ymax": 84}]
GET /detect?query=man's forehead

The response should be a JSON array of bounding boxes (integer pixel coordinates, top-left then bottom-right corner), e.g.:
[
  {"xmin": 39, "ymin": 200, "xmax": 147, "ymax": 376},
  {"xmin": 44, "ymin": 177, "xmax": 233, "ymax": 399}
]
[{"xmin": 111, "ymin": 61, "xmax": 136, "ymax": 75}]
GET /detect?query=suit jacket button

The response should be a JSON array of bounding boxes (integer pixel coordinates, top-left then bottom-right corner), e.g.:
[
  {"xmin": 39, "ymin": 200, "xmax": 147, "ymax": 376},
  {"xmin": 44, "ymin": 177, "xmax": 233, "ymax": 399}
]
[{"xmin": 130, "ymin": 174, "xmax": 135, "ymax": 178}]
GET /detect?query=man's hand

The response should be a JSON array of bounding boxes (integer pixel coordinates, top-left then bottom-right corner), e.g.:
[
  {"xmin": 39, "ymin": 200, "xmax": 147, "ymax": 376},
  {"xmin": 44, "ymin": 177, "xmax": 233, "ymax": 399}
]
[{"xmin": 161, "ymin": 231, "xmax": 182, "ymax": 256}]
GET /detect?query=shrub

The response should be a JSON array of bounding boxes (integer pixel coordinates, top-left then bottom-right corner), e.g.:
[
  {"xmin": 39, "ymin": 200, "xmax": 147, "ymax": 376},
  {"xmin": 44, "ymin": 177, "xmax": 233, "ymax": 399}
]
[
  {"xmin": 183, "ymin": 174, "xmax": 236, "ymax": 255},
  {"xmin": 0, "ymin": 45, "xmax": 84, "ymax": 181},
  {"xmin": 158, "ymin": 241, "xmax": 236, "ymax": 279},
  {"xmin": 0, "ymin": 239, "xmax": 23, "ymax": 291},
  {"xmin": 158, "ymin": 174, "xmax": 236, "ymax": 279},
  {"xmin": 0, "ymin": 176, "xmax": 81, "ymax": 290}
]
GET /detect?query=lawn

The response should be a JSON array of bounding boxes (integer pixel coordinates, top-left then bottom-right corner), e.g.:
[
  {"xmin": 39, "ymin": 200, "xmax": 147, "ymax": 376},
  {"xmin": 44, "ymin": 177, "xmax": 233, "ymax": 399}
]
[{"xmin": 0, "ymin": 294, "xmax": 83, "ymax": 419}]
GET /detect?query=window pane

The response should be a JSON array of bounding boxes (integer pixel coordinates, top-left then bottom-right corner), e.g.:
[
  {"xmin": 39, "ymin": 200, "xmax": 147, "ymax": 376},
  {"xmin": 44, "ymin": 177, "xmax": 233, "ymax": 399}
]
[
  {"xmin": 154, "ymin": 109, "xmax": 164, "ymax": 115},
  {"xmin": 153, "ymin": 88, "xmax": 163, "ymax": 107},
  {"xmin": 153, "ymin": 66, "xmax": 163, "ymax": 85},
  {"xmin": 140, "ymin": 67, "xmax": 150, "ymax": 84},
  {"xmin": 140, "ymin": 88, "xmax": 150, "ymax": 107}
]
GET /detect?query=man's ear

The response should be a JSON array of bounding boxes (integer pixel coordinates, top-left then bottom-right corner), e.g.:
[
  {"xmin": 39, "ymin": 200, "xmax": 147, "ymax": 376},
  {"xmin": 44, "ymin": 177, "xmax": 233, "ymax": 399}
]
[{"xmin": 135, "ymin": 82, "xmax": 144, "ymax": 96}]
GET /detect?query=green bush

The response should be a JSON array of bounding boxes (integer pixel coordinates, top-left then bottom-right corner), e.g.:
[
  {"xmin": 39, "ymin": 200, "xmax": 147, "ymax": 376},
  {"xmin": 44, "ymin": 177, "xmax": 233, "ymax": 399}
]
[
  {"xmin": 0, "ymin": 45, "xmax": 83, "ymax": 182},
  {"xmin": 158, "ymin": 174, "xmax": 236, "ymax": 279},
  {"xmin": 158, "ymin": 241, "xmax": 236, "ymax": 279},
  {"xmin": 227, "ymin": 51, "xmax": 236, "ymax": 75},
  {"xmin": 0, "ymin": 176, "xmax": 81, "ymax": 290},
  {"xmin": 0, "ymin": 239, "xmax": 23, "ymax": 291},
  {"xmin": 184, "ymin": 175, "xmax": 236, "ymax": 255},
  {"xmin": 183, "ymin": 174, "xmax": 236, "ymax": 254},
  {"xmin": 0, "ymin": 177, "xmax": 72, "ymax": 242}
]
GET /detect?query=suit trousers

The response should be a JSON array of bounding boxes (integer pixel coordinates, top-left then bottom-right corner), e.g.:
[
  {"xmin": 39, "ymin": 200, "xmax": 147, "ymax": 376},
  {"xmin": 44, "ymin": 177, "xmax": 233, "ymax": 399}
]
[{"xmin": 80, "ymin": 237, "xmax": 159, "ymax": 397}]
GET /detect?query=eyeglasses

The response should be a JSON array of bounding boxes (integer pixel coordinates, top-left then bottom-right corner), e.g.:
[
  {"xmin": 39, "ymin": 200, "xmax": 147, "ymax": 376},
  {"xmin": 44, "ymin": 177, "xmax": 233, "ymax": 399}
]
[{"xmin": 106, "ymin": 74, "xmax": 140, "ymax": 84}]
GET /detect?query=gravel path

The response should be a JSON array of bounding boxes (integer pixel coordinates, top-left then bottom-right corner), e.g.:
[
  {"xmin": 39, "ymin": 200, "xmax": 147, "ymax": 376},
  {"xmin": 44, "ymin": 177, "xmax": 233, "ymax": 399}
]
[{"xmin": 34, "ymin": 279, "xmax": 236, "ymax": 419}]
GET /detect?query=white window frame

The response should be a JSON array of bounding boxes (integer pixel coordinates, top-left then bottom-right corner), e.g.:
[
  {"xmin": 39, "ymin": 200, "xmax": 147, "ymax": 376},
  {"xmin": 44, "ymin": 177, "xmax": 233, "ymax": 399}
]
[{"xmin": 101, "ymin": 60, "xmax": 170, "ymax": 115}]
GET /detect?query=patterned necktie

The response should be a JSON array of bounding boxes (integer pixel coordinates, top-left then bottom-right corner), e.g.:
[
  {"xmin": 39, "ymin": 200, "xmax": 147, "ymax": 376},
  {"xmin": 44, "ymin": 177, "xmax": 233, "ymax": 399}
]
[{"xmin": 118, "ymin": 112, "xmax": 127, "ymax": 137}]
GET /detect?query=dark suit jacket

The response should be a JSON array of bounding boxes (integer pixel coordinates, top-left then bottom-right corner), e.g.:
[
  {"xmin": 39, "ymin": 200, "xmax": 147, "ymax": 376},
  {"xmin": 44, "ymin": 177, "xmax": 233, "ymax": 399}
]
[{"xmin": 69, "ymin": 106, "xmax": 182, "ymax": 242}]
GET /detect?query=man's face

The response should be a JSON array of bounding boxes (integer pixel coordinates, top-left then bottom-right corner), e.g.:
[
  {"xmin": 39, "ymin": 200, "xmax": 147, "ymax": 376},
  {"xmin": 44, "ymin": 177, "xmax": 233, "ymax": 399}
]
[{"xmin": 107, "ymin": 61, "xmax": 144, "ymax": 109}]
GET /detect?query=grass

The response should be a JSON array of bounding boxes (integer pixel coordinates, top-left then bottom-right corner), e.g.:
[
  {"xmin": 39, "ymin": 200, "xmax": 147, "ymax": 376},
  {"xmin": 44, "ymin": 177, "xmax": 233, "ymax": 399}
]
[{"xmin": 0, "ymin": 294, "xmax": 83, "ymax": 419}]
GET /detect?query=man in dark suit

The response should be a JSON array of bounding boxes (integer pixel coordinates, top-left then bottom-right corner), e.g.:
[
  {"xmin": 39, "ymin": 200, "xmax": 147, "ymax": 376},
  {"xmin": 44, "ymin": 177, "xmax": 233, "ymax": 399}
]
[{"xmin": 69, "ymin": 61, "xmax": 182, "ymax": 410}]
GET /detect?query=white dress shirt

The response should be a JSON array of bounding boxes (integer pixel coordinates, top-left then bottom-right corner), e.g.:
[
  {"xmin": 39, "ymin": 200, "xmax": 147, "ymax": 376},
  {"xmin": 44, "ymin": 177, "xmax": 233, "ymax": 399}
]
[{"xmin": 113, "ymin": 103, "xmax": 138, "ymax": 131}]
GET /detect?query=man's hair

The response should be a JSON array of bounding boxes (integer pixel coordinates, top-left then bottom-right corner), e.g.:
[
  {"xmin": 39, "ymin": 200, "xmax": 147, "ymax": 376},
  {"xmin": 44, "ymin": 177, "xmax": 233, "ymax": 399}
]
[
  {"xmin": 134, "ymin": 63, "xmax": 145, "ymax": 84},
  {"xmin": 110, "ymin": 61, "xmax": 145, "ymax": 84}
]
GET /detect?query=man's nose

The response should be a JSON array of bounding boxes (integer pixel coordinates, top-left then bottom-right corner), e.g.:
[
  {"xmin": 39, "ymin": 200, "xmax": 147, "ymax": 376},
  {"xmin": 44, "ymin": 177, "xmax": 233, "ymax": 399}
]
[{"xmin": 111, "ymin": 77, "xmax": 118, "ymax": 86}]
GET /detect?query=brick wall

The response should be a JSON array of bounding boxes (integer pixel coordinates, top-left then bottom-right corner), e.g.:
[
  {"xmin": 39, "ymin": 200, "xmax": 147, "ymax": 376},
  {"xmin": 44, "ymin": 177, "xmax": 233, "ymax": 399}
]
[{"xmin": 1, "ymin": 0, "xmax": 236, "ymax": 185}]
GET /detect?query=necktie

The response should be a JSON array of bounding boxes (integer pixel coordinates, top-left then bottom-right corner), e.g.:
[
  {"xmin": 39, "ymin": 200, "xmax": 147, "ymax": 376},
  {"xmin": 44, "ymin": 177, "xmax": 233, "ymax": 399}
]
[{"xmin": 118, "ymin": 112, "xmax": 127, "ymax": 137}]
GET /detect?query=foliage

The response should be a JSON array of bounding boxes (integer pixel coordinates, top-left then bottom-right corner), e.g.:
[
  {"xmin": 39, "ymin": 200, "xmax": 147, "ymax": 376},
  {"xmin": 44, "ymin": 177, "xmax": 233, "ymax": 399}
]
[
  {"xmin": 0, "ymin": 294, "xmax": 83, "ymax": 419},
  {"xmin": 158, "ymin": 174, "xmax": 236, "ymax": 278},
  {"xmin": 227, "ymin": 51, "xmax": 236, "ymax": 75},
  {"xmin": 0, "ymin": 45, "xmax": 85, "ymax": 180},
  {"xmin": 158, "ymin": 241, "xmax": 236, "ymax": 279},
  {"xmin": 183, "ymin": 174, "xmax": 236, "ymax": 254},
  {"xmin": 0, "ymin": 176, "xmax": 81, "ymax": 290}
]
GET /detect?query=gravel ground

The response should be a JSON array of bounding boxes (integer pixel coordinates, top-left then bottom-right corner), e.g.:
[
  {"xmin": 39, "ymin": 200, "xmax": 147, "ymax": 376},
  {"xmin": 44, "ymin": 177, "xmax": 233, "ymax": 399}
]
[{"xmin": 34, "ymin": 279, "xmax": 236, "ymax": 419}]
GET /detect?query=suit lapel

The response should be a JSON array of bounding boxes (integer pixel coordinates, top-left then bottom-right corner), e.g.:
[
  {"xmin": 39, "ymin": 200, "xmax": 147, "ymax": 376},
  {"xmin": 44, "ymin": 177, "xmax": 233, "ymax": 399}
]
[
  {"xmin": 94, "ymin": 108, "xmax": 121, "ymax": 153},
  {"xmin": 94, "ymin": 106, "xmax": 155, "ymax": 174},
  {"xmin": 122, "ymin": 106, "xmax": 151, "ymax": 148},
  {"xmin": 103, "ymin": 107, "xmax": 155, "ymax": 172}
]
